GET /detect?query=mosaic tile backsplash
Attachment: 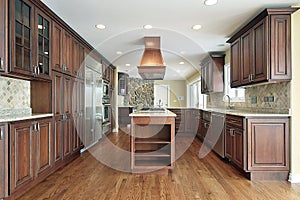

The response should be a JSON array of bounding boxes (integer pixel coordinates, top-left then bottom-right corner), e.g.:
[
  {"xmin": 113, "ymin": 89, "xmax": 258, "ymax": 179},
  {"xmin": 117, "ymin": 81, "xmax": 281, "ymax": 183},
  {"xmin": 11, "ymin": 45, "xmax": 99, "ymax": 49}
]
[
  {"xmin": 0, "ymin": 76, "xmax": 31, "ymax": 115},
  {"xmin": 123, "ymin": 78, "xmax": 154, "ymax": 108},
  {"xmin": 208, "ymin": 82, "xmax": 290, "ymax": 113}
]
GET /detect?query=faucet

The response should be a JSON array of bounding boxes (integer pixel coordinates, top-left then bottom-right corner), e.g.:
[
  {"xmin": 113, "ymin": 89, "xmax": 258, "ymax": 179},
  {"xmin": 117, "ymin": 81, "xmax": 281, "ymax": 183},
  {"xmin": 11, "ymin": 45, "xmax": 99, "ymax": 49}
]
[{"xmin": 223, "ymin": 95, "xmax": 233, "ymax": 110}]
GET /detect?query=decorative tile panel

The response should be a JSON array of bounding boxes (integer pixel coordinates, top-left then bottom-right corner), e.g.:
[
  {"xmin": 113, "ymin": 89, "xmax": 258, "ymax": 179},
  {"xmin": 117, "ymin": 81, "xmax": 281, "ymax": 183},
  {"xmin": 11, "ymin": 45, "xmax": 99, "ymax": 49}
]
[
  {"xmin": 123, "ymin": 78, "xmax": 154, "ymax": 108},
  {"xmin": 0, "ymin": 76, "xmax": 31, "ymax": 111},
  {"xmin": 208, "ymin": 82, "xmax": 290, "ymax": 113}
]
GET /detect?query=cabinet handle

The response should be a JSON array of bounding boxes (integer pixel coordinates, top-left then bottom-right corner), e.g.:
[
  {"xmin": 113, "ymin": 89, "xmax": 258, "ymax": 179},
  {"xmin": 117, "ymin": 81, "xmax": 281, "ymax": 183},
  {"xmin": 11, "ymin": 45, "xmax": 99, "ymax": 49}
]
[
  {"xmin": 229, "ymin": 128, "xmax": 235, "ymax": 137},
  {"xmin": 0, "ymin": 57, "xmax": 3, "ymax": 67},
  {"xmin": 251, "ymin": 74, "xmax": 254, "ymax": 81},
  {"xmin": 0, "ymin": 128, "xmax": 3, "ymax": 140},
  {"xmin": 62, "ymin": 64, "xmax": 66, "ymax": 71},
  {"xmin": 37, "ymin": 66, "xmax": 40, "ymax": 75},
  {"xmin": 37, "ymin": 123, "xmax": 40, "ymax": 132}
]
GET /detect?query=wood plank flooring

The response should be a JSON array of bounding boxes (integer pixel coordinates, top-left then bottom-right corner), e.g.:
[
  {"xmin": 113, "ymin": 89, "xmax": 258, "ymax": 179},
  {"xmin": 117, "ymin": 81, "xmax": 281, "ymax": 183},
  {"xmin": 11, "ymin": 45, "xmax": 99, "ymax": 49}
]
[{"xmin": 18, "ymin": 129, "xmax": 300, "ymax": 200}]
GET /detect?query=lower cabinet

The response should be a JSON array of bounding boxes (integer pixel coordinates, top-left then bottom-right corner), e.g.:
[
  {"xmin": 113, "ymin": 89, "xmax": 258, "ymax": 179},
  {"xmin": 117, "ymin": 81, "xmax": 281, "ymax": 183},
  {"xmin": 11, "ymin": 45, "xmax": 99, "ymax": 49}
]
[
  {"xmin": 224, "ymin": 114, "xmax": 290, "ymax": 180},
  {"xmin": 168, "ymin": 108, "xmax": 198, "ymax": 135},
  {"xmin": 10, "ymin": 118, "xmax": 52, "ymax": 195},
  {"xmin": 0, "ymin": 124, "xmax": 8, "ymax": 199}
]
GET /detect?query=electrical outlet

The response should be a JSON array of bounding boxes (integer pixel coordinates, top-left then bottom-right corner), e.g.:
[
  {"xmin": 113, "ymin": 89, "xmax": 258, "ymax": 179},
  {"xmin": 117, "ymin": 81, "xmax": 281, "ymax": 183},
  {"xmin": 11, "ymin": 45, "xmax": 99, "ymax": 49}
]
[
  {"xmin": 251, "ymin": 96, "xmax": 257, "ymax": 104},
  {"xmin": 268, "ymin": 96, "xmax": 274, "ymax": 102}
]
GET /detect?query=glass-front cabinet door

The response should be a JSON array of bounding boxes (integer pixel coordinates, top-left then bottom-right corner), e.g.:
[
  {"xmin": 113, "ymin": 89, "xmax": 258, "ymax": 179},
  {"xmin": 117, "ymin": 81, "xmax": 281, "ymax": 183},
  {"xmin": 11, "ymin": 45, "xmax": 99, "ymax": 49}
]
[{"xmin": 10, "ymin": 0, "xmax": 51, "ymax": 79}]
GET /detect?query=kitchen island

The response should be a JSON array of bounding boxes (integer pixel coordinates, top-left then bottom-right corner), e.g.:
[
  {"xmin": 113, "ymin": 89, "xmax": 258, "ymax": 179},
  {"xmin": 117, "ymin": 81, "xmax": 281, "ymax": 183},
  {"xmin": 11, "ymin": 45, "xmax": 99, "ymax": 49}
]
[{"xmin": 129, "ymin": 109, "xmax": 176, "ymax": 173}]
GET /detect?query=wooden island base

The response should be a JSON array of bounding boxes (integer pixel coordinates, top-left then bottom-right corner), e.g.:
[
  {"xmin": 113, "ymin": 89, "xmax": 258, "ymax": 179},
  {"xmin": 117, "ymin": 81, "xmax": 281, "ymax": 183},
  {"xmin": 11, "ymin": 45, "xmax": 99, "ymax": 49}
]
[{"xmin": 130, "ymin": 110, "xmax": 176, "ymax": 174}]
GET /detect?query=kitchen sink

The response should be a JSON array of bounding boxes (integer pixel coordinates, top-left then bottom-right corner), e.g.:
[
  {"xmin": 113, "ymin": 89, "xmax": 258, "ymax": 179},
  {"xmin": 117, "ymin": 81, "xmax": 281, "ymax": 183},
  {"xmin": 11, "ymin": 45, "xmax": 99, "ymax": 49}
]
[{"xmin": 140, "ymin": 107, "xmax": 166, "ymax": 112}]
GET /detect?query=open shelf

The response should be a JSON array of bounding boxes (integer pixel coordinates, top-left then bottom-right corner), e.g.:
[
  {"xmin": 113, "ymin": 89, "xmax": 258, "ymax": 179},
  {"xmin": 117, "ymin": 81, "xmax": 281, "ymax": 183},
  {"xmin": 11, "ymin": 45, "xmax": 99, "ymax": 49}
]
[
  {"xmin": 135, "ymin": 138, "xmax": 170, "ymax": 144},
  {"xmin": 135, "ymin": 158, "xmax": 171, "ymax": 167},
  {"xmin": 135, "ymin": 150, "xmax": 170, "ymax": 157}
]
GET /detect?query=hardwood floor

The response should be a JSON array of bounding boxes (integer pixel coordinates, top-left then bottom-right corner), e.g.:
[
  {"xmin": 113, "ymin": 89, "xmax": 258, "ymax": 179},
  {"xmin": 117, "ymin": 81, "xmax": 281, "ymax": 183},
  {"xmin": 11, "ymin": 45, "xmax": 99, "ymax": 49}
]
[{"xmin": 18, "ymin": 129, "xmax": 300, "ymax": 200}]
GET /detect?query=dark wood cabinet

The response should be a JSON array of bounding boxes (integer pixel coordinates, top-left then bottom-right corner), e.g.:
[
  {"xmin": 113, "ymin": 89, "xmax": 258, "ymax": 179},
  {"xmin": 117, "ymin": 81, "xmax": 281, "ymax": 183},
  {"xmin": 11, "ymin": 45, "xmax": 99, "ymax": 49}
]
[
  {"xmin": 168, "ymin": 109, "xmax": 198, "ymax": 135},
  {"xmin": 225, "ymin": 115, "xmax": 244, "ymax": 170},
  {"xmin": 228, "ymin": 8, "xmax": 296, "ymax": 88},
  {"xmin": 0, "ymin": 124, "xmax": 8, "ymax": 199},
  {"xmin": 10, "ymin": 118, "xmax": 52, "ymax": 194},
  {"xmin": 52, "ymin": 70, "xmax": 74, "ymax": 164},
  {"xmin": 62, "ymin": 31, "xmax": 72, "ymax": 75},
  {"xmin": 200, "ymin": 54, "xmax": 225, "ymax": 94},
  {"xmin": 118, "ymin": 107, "xmax": 133, "ymax": 126},
  {"xmin": 0, "ymin": 0, "xmax": 7, "ymax": 72},
  {"xmin": 51, "ymin": 21, "xmax": 63, "ymax": 73},
  {"xmin": 118, "ymin": 72, "xmax": 129, "ymax": 96},
  {"xmin": 72, "ymin": 39, "xmax": 85, "ymax": 79},
  {"xmin": 247, "ymin": 118, "xmax": 289, "ymax": 171},
  {"xmin": 9, "ymin": 0, "xmax": 51, "ymax": 79}
]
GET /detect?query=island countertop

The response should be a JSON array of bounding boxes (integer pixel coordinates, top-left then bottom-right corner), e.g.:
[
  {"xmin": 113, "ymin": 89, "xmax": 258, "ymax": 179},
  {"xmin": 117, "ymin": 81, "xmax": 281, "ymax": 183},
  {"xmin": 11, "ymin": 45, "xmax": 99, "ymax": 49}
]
[{"xmin": 129, "ymin": 110, "xmax": 176, "ymax": 117}]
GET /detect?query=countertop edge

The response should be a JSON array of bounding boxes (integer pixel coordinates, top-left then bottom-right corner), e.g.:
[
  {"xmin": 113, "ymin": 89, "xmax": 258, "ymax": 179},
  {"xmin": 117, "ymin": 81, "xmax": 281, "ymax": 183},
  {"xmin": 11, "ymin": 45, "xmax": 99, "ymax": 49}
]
[{"xmin": 0, "ymin": 113, "xmax": 53, "ymax": 123}]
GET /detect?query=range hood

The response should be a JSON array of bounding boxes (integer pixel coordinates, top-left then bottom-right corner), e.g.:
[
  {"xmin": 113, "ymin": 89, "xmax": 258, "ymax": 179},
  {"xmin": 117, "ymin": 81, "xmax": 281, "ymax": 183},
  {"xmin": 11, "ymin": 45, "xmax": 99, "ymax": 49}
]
[{"xmin": 137, "ymin": 37, "xmax": 166, "ymax": 80}]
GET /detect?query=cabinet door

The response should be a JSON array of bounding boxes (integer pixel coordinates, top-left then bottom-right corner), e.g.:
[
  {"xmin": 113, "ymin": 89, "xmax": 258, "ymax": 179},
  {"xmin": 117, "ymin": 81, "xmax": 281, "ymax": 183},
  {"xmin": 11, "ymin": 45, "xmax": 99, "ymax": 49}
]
[
  {"xmin": 72, "ymin": 39, "xmax": 80, "ymax": 77},
  {"xmin": 0, "ymin": 0, "xmax": 7, "ymax": 72},
  {"xmin": 184, "ymin": 110, "xmax": 196, "ymax": 133},
  {"xmin": 230, "ymin": 39, "xmax": 241, "ymax": 87},
  {"xmin": 63, "ymin": 75, "xmax": 73, "ymax": 116},
  {"xmin": 10, "ymin": 121, "xmax": 34, "ymax": 193},
  {"xmin": 233, "ymin": 128, "xmax": 244, "ymax": 169},
  {"xmin": 252, "ymin": 18, "xmax": 268, "ymax": 83},
  {"xmin": 63, "ymin": 76, "xmax": 72, "ymax": 157},
  {"xmin": 52, "ymin": 22, "xmax": 63, "ymax": 72},
  {"xmin": 240, "ymin": 30, "xmax": 253, "ymax": 85},
  {"xmin": 71, "ymin": 79, "xmax": 80, "ymax": 153},
  {"xmin": 62, "ymin": 31, "xmax": 72, "ymax": 75},
  {"xmin": 79, "ymin": 79, "xmax": 85, "ymax": 148},
  {"xmin": 270, "ymin": 15, "xmax": 291, "ymax": 80},
  {"xmin": 0, "ymin": 124, "xmax": 8, "ymax": 198},
  {"xmin": 10, "ymin": 0, "xmax": 34, "ymax": 76},
  {"xmin": 247, "ymin": 118, "xmax": 289, "ymax": 171},
  {"xmin": 53, "ymin": 119, "xmax": 63, "ymax": 164},
  {"xmin": 63, "ymin": 118, "xmax": 72, "ymax": 158},
  {"xmin": 225, "ymin": 126, "xmax": 233, "ymax": 160},
  {"xmin": 34, "ymin": 8, "xmax": 51, "ymax": 79},
  {"xmin": 35, "ymin": 119, "xmax": 52, "ymax": 177}
]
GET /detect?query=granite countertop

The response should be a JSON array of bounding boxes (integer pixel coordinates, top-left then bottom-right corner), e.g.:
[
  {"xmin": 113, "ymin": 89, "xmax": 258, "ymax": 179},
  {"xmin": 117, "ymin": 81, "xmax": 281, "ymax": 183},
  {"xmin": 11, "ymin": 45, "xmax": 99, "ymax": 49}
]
[
  {"xmin": 0, "ymin": 113, "xmax": 53, "ymax": 123},
  {"xmin": 202, "ymin": 108, "xmax": 290, "ymax": 117},
  {"xmin": 130, "ymin": 110, "xmax": 176, "ymax": 117}
]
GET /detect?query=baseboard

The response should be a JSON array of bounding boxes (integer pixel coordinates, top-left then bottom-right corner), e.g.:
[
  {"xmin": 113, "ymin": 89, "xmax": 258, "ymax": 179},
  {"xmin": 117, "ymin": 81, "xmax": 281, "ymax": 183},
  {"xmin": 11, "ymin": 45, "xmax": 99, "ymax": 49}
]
[{"xmin": 288, "ymin": 173, "xmax": 300, "ymax": 183}]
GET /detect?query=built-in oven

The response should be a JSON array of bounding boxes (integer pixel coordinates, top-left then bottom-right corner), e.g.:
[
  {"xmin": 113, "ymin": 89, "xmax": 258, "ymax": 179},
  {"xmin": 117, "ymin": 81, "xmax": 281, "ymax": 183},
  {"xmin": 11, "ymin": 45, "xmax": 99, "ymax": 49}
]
[
  {"xmin": 103, "ymin": 80, "xmax": 109, "ymax": 99},
  {"xmin": 102, "ymin": 94, "xmax": 111, "ymax": 135}
]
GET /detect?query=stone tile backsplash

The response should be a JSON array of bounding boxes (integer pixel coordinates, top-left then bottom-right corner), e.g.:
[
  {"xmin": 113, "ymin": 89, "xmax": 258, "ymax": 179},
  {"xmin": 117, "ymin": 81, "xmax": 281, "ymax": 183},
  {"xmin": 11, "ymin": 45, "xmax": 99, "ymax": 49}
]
[
  {"xmin": 208, "ymin": 82, "xmax": 290, "ymax": 113},
  {"xmin": 0, "ymin": 76, "xmax": 31, "ymax": 115},
  {"xmin": 123, "ymin": 78, "xmax": 154, "ymax": 108}
]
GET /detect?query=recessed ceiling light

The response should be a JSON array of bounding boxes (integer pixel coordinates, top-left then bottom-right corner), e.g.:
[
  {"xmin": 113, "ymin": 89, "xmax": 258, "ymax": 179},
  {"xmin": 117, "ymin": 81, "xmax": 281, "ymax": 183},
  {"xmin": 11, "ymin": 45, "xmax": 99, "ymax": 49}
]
[
  {"xmin": 179, "ymin": 62, "xmax": 185, "ymax": 65},
  {"xmin": 95, "ymin": 24, "xmax": 106, "ymax": 30},
  {"xmin": 180, "ymin": 51, "xmax": 186, "ymax": 54},
  {"xmin": 143, "ymin": 24, "xmax": 153, "ymax": 29},
  {"xmin": 116, "ymin": 51, "xmax": 123, "ymax": 55},
  {"xmin": 192, "ymin": 24, "xmax": 202, "ymax": 30},
  {"xmin": 125, "ymin": 64, "xmax": 131, "ymax": 67},
  {"xmin": 204, "ymin": 0, "xmax": 218, "ymax": 6},
  {"xmin": 217, "ymin": 44, "xmax": 226, "ymax": 47}
]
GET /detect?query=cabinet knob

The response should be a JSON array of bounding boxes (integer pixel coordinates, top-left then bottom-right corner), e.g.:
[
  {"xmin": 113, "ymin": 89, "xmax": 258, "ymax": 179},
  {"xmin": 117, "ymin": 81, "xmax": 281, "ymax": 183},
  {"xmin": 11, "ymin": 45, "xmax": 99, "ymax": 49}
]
[{"xmin": 230, "ymin": 128, "xmax": 235, "ymax": 136}]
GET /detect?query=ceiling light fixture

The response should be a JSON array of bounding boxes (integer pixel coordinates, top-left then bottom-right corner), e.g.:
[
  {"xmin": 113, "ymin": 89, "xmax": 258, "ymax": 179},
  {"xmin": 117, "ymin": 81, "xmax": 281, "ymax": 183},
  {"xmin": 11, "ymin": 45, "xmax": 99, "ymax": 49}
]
[
  {"xmin": 125, "ymin": 64, "xmax": 131, "ymax": 67},
  {"xmin": 143, "ymin": 25, "xmax": 153, "ymax": 29},
  {"xmin": 95, "ymin": 24, "xmax": 106, "ymax": 30},
  {"xmin": 179, "ymin": 61, "xmax": 185, "ymax": 65},
  {"xmin": 192, "ymin": 24, "xmax": 202, "ymax": 30},
  {"xmin": 204, "ymin": 0, "xmax": 218, "ymax": 6},
  {"xmin": 116, "ymin": 51, "xmax": 123, "ymax": 55}
]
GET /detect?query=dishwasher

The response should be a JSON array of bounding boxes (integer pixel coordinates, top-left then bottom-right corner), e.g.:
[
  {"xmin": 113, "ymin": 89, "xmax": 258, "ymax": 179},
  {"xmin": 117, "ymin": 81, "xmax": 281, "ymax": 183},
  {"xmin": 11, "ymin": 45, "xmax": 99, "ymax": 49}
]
[{"xmin": 205, "ymin": 113, "xmax": 225, "ymax": 158}]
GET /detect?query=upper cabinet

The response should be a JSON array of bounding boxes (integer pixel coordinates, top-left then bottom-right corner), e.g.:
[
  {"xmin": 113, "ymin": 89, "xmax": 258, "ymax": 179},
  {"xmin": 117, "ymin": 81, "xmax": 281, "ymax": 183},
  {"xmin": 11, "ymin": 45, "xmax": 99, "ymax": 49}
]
[
  {"xmin": 200, "ymin": 54, "xmax": 225, "ymax": 94},
  {"xmin": 9, "ymin": 0, "xmax": 51, "ymax": 80},
  {"xmin": 118, "ymin": 72, "xmax": 129, "ymax": 96},
  {"xmin": 0, "ymin": 1, "xmax": 7, "ymax": 72},
  {"xmin": 227, "ymin": 8, "xmax": 297, "ymax": 88}
]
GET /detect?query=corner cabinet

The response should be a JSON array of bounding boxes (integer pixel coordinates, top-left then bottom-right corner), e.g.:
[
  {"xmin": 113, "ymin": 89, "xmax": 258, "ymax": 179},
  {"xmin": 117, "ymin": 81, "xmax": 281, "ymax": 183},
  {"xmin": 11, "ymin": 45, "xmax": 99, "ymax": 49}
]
[
  {"xmin": 224, "ymin": 114, "xmax": 290, "ymax": 180},
  {"xmin": 227, "ymin": 8, "xmax": 297, "ymax": 88},
  {"xmin": 9, "ymin": 0, "xmax": 51, "ymax": 79},
  {"xmin": 200, "ymin": 54, "xmax": 225, "ymax": 94}
]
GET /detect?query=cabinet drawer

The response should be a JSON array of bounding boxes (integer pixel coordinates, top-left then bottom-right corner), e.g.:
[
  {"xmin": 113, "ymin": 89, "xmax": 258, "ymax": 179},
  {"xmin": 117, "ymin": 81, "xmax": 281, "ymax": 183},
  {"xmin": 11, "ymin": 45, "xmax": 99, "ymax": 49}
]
[{"xmin": 226, "ymin": 115, "xmax": 243, "ymax": 128}]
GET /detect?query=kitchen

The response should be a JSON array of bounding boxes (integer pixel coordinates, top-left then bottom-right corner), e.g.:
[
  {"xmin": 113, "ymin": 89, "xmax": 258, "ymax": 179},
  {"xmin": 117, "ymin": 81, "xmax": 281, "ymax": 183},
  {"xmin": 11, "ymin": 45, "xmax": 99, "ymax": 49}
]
[{"xmin": 1, "ymin": 0, "xmax": 300, "ymax": 199}]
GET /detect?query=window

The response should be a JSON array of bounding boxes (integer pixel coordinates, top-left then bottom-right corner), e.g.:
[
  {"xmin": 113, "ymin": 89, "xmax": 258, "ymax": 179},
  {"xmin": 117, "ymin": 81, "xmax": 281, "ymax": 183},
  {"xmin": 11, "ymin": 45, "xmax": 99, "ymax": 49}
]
[
  {"xmin": 189, "ymin": 80, "xmax": 206, "ymax": 108},
  {"xmin": 224, "ymin": 64, "xmax": 245, "ymax": 102}
]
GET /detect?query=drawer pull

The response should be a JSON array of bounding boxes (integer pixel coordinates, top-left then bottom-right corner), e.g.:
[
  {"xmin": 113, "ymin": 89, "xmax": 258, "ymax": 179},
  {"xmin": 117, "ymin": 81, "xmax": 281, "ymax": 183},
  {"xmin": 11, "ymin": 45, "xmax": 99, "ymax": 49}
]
[{"xmin": 0, "ymin": 128, "xmax": 3, "ymax": 140}]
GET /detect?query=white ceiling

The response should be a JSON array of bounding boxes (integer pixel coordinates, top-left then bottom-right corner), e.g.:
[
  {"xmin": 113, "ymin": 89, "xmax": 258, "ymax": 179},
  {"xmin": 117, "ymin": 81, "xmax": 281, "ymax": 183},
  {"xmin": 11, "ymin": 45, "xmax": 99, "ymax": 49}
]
[{"xmin": 42, "ymin": 0, "xmax": 300, "ymax": 80}]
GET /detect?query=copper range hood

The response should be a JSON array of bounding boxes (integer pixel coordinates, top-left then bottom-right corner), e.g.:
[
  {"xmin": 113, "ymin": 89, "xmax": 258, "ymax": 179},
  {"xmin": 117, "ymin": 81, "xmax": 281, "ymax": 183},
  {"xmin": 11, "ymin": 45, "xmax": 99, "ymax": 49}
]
[{"xmin": 137, "ymin": 37, "xmax": 166, "ymax": 80}]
